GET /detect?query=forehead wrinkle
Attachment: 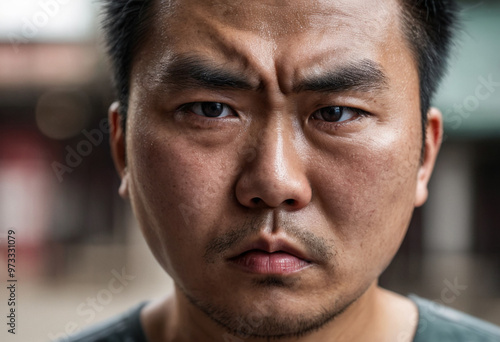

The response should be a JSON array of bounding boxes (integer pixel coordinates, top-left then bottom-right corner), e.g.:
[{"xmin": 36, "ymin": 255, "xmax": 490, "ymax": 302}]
[
  {"xmin": 159, "ymin": 0, "xmax": 399, "ymax": 45},
  {"xmin": 173, "ymin": 0, "xmax": 355, "ymax": 40},
  {"xmin": 188, "ymin": 18, "xmax": 284, "ymax": 92}
]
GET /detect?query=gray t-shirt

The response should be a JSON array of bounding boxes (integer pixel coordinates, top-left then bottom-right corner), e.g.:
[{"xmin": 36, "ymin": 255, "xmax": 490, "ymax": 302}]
[
  {"xmin": 61, "ymin": 302, "xmax": 148, "ymax": 342},
  {"xmin": 61, "ymin": 295, "xmax": 500, "ymax": 341},
  {"xmin": 410, "ymin": 295, "xmax": 500, "ymax": 342}
]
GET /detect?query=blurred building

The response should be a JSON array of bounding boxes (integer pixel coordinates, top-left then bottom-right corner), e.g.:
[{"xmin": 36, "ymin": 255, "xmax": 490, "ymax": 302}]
[{"xmin": 0, "ymin": 1, "xmax": 125, "ymax": 280}]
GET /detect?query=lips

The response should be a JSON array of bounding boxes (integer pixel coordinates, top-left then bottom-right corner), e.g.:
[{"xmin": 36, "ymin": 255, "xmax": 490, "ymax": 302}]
[{"xmin": 227, "ymin": 239, "xmax": 313, "ymax": 275}]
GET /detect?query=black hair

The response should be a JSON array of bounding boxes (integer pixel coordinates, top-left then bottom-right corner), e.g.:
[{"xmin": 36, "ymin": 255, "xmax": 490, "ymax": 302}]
[
  {"xmin": 101, "ymin": 0, "xmax": 154, "ymax": 127},
  {"xmin": 101, "ymin": 0, "xmax": 460, "ymax": 148}
]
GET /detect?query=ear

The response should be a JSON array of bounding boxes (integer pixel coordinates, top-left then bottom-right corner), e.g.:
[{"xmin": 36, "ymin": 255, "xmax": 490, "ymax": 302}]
[
  {"xmin": 109, "ymin": 102, "xmax": 130, "ymax": 199},
  {"xmin": 414, "ymin": 107, "xmax": 443, "ymax": 207}
]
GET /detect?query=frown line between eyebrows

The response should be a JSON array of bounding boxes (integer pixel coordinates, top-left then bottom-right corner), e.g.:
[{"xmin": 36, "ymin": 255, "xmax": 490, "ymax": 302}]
[
  {"xmin": 294, "ymin": 59, "xmax": 389, "ymax": 94},
  {"xmin": 156, "ymin": 55, "xmax": 256, "ymax": 92}
]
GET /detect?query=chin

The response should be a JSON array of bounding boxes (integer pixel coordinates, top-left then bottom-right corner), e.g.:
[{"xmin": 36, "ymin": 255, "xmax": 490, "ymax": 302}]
[{"xmin": 181, "ymin": 277, "xmax": 368, "ymax": 339}]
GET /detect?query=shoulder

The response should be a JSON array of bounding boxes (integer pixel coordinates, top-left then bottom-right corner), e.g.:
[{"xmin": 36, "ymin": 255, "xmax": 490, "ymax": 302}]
[
  {"xmin": 410, "ymin": 294, "xmax": 500, "ymax": 342},
  {"xmin": 59, "ymin": 302, "xmax": 149, "ymax": 342}
]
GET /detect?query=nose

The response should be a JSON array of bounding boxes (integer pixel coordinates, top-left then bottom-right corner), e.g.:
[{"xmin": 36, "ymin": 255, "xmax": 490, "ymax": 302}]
[{"xmin": 235, "ymin": 118, "xmax": 312, "ymax": 210}]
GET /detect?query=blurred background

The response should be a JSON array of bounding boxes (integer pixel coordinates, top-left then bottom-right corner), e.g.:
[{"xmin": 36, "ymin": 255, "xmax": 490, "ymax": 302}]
[{"xmin": 0, "ymin": 0, "xmax": 499, "ymax": 341}]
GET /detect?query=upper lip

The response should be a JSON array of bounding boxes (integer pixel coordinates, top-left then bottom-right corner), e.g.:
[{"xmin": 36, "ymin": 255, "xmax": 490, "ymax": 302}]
[{"xmin": 227, "ymin": 237, "xmax": 313, "ymax": 263}]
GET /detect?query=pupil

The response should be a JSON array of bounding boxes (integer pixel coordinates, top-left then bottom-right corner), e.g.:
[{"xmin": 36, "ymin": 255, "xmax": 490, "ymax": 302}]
[
  {"xmin": 202, "ymin": 102, "xmax": 224, "ymax": 117},
  {"xmin": 321, "ymin": 107, "xmax": 342, "ymax": 122}
]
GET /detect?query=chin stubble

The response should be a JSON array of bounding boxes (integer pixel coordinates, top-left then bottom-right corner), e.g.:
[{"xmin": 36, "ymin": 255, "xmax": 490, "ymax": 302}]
[{"xmin": 181, "ymin": 283, "xmax": 367, "ymax": 340}]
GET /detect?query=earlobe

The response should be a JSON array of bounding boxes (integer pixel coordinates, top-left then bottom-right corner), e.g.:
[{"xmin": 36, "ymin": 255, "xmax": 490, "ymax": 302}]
[
  {"xmin": 414, "ymin": 107, "xmax": 443, "ymax": 207},
  {"xmin": 118, "ymin": 169, "xmax": 130, "ymax": 198},
  {"xmin": 109, "ymin": 101, "xmax": 129, "ymax": 199}
]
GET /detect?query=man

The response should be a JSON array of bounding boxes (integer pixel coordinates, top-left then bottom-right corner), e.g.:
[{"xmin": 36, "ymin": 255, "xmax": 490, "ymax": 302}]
[{"xmin": 66, "ymin": 0, "xmax": 500, "ymax": 341}]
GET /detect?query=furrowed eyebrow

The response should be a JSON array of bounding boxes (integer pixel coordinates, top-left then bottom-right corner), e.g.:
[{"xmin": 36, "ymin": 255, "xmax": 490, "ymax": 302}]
[
  {"xmin": 294, "ymin": 60, "xmax": 389, "ymax": 93},
  {"xmin": 157, "ymin": 55, "xmax": 255, "ymax": 91}
]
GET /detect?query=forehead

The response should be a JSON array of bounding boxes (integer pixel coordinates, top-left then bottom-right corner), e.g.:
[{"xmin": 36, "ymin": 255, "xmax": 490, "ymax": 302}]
[
  {"xmin": 167, "ymin": 0, "xmax": 396, "ymax": 36},
  {"xmin": 136, "ymin": 0, "xmax": 415, "ymax": 95},
  {"xmin": 167, "ymin": 1, "xmax": 398, "ymax": 36}
]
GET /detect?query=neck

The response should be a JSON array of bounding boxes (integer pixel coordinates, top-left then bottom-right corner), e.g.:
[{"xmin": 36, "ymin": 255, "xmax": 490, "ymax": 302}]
[{"xmin": 141, "ymin": 283, "xmax": 418, "ymax": 342}]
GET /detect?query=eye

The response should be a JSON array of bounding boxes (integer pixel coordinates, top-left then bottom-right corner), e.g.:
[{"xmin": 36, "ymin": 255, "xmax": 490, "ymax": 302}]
[
  {"xmin": 187, "ymin": 102, "xmax": 235, "ymax": 118},
  {"xmin": 311, "ymin": 106, "xmax": 363, "ymax": 123}
]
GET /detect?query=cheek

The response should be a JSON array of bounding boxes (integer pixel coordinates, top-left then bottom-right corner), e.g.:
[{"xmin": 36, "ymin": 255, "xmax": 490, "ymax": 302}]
[
  {"xmin": 311, "ymin": 127, "xmax": 421, "ymax": 273},
  {"xmin": 126, "ymin": 127, "xmax": 237, "ymax": 277}
]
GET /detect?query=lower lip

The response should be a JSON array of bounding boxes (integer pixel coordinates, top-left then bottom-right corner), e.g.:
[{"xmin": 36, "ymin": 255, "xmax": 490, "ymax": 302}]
[{"xmin": 229, "ymin": 251, "xmax": 311, "ymax": 275}]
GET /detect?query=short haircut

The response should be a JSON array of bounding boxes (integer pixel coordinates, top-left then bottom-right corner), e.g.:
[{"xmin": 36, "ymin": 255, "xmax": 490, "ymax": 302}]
[{"xmin": 101, "ymin": 0, "xmax": 460, "ymax": 148}]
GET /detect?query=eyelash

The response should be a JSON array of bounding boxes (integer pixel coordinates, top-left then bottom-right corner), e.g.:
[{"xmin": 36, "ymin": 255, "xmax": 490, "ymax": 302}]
[
  {"xmin": 176, "ymin": 102, "xmax": 238, "ymax": 128},
  {"xmin": 310, "ymin": 106, "xmax": 369, "ymax": 129}
]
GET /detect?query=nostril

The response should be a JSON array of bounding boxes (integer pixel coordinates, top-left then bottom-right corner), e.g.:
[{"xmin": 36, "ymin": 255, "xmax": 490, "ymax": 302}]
[
  {"xmin": 285, "ymin": 199, "xmax": 296, "ymax": 206},
  {"xmin": 251, "ymin": 197, "xmax": 261, "ymax": 205}
]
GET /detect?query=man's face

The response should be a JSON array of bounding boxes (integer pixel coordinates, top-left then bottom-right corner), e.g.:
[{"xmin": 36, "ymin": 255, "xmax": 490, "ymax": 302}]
[{"xmin": 114, "ymin": 0, "xmax": 439, "ymax": 338}]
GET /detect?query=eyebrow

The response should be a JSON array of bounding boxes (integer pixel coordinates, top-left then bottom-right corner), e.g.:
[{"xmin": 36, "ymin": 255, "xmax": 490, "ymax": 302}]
[
  {"xmin": 293, "ymin": 59, "xmax": 389, "ymax": 93},
  {"xmin": 157, "ymin": 55, "xmax": 255, "ymax": 91},
  {"xmin": 156, "ymin": 55, "xmax": 388, "ymax": 95}
]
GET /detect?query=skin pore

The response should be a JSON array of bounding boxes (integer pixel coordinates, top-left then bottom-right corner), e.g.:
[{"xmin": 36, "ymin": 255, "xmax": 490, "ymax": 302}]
[{"xmin": 109, "ymin": 0, "xmax": 443, "ymax": 341}]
